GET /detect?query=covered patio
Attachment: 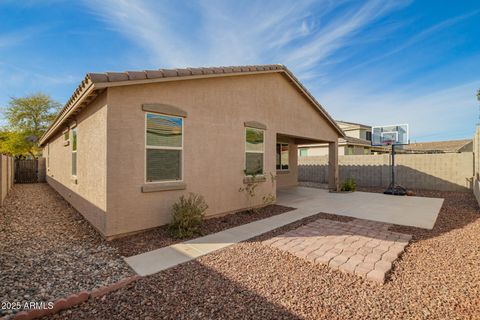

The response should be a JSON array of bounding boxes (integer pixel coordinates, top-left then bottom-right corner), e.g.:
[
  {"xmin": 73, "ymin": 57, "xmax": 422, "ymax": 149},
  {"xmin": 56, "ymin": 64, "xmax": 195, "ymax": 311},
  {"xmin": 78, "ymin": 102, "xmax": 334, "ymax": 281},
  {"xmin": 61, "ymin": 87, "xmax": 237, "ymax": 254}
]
[
  {"xmin": 276, "ymin": 133, "xmax": 340, "ymax": 191},
  {"xmin": 276, "ymin": 186, "xmax": 444, "ymax": 229}
]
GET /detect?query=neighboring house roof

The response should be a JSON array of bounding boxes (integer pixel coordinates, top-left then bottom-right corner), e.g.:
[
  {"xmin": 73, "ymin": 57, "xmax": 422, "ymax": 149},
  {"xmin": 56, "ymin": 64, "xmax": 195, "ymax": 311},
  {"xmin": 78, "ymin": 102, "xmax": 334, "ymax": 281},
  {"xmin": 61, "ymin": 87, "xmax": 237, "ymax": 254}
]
[
  {"xmin": 300, "ymin": 136, "xmax": 388, "ymax": 151},
  {"xmin": 336, "ymin": 120, "xmax": 371, "ymax": 130},
  {"xmin": 341, "ymin": 136, "xmax": 371, "ymax": 147},
  {"xmin": 401, "ymin": 139, "xmax": 473, "ymax": 153},
  {"xmin": 39, "ymin": 64, "xmax": 345, "ymax": 146}
]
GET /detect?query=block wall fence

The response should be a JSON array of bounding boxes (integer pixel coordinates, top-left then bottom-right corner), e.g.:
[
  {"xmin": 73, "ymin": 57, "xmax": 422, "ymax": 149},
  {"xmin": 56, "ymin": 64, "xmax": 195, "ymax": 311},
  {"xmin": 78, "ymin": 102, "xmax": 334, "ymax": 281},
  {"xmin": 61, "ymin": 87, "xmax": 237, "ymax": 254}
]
[
  {"xmin": 299, "ymin": 152, "xmax": 474, "ymax": 192},
  {"xmin": 473, "ymin": 127, "xmax": 480, "ymax": 205}
]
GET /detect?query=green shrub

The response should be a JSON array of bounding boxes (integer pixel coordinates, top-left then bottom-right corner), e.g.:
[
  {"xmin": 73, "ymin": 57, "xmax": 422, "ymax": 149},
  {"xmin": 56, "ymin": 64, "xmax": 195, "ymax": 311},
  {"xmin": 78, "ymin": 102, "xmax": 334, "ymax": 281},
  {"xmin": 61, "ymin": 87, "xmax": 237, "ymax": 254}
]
[
  {"xmin": 341, "ymin": 179, "xmax": 356, "ymax": 192},
  {"xmin": 169, "ymin": 193, "xmax": 208, "ymax": 238}
]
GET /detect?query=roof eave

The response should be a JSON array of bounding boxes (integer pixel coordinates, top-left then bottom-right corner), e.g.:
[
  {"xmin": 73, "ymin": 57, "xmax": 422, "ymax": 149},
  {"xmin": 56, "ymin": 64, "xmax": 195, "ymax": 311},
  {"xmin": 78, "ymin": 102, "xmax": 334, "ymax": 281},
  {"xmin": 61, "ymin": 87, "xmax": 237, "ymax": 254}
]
[
  {"xmin": 40, "ymin": 64, "xmax": 345, "ymax": 145},
  {"xmin": 39, "ymin": 79, "xmax": 95, "ymax": 146},
  {"xmin": 92, "ymin": 68, "xmax": 345, "ymax": 137}
]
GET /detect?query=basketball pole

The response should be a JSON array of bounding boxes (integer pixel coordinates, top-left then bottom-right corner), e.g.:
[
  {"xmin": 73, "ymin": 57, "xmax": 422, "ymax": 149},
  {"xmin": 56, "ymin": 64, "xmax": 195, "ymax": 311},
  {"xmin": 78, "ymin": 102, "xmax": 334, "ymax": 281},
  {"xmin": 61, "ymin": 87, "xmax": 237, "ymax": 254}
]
[
  {"xmin": 384, "ymin": 143, "xmax": 406, "ymax": 196},
  {"xmin": 373, "ymin": 124, "xmax": 408, "ymax": 196},
  {"xmin": 391, "ymin": 144, "xmax": 395, "ymax": 187}
]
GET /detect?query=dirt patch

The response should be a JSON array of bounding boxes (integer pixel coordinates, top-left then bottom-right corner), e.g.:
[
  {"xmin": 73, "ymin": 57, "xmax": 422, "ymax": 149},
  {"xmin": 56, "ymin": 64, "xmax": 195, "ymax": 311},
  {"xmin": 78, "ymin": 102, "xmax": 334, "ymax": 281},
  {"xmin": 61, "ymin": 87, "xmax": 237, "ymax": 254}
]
[
  {"xmin": 0, "ymin": 184, "xmax": 133, "ymax": 318},
  {"xmin": 50, "ymin": 189, "xmax": 480, "ymax": 319},
  {"xmin": 112, "ymin": 204, "xmax": 295, "ymax": 257}
]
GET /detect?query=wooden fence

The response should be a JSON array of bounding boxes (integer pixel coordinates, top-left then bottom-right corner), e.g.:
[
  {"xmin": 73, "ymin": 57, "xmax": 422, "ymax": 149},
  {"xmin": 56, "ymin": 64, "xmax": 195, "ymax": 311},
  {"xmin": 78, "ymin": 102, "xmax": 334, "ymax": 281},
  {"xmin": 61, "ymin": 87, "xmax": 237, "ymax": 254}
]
[
  {"xmin": 0, "ymin": 155, "xmax": 14, "ymax": 206},
  {"xmin": 14, "ymin": 159, "xmax": 38, "ymax": 183}
]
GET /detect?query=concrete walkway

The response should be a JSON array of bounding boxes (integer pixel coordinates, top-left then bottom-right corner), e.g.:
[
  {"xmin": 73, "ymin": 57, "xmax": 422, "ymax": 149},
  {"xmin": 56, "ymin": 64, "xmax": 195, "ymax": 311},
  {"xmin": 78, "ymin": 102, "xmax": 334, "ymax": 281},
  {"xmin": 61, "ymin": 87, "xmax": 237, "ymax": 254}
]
[
  {"xmin": 125, "ymin": 206, "xmax": 318, "ymax": 276},
  {"xmin": 277, "ymin": 186, "xmax": 443, "ymax": 229},
  {"xmin": 126, "ymin": 187, "xmax": 443, "ymax": 276}
]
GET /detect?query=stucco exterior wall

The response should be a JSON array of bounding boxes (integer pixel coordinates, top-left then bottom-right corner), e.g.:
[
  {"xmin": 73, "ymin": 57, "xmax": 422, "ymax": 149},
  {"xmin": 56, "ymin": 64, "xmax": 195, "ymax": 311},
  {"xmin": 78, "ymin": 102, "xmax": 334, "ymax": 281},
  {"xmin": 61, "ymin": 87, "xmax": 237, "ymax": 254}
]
[
  {"xmin": 45, "ymin": 92, "xmax": 108, "ymax": 235},
  {"xmin": 303, "ymin": 144, "xmax": 369, "ymax": 156},
  {"xmin": 344, "ymin": 129, "xmax": 361, "ymax": 139},
  {"xmin": 305, "ymin": 145, "xmax": 329, "ymax": 156},
  {"xmin": 348, "ymin": 145, "xmax": 368, "ymax": 155},
  {"xmin": 105, "ymin": 73, "xmax": 338, "ymax": 236}
]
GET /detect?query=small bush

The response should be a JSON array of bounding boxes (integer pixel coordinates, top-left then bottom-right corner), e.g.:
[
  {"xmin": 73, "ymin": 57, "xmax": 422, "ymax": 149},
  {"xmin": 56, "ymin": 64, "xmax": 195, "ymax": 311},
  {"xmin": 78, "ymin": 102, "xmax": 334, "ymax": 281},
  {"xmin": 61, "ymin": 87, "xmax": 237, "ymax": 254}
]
[
  {"xmin": 169, "ymin": 193, "xmax": 208, "ymax": 238},
  {"xmin": 341, "ymin": 179, "xmax": 356, "ymax": 192}
]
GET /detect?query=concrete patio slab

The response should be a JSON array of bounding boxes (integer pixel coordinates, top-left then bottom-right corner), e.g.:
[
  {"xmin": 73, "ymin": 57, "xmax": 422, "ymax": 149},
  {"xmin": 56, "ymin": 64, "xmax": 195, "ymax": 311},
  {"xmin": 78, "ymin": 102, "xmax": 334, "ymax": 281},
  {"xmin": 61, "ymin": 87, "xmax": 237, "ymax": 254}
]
[{"xmin": 277, "ymin": 186, "xmax": 443, "ymax": 229}]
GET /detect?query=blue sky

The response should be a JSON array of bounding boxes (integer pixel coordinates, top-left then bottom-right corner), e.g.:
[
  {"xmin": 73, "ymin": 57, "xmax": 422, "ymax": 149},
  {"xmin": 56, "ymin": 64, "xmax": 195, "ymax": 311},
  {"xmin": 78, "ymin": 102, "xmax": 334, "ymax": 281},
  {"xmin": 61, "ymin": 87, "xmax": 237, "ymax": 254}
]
[{"xmin": 1, "ymin": 0, "xmax": 479, "ymax": 142}]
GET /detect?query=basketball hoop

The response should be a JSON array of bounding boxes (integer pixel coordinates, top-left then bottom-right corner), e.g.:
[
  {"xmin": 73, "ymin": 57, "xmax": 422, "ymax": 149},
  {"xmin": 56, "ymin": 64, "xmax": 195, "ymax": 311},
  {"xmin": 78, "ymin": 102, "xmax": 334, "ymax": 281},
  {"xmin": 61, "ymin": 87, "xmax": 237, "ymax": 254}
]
[{"xmin": 371, "ymin": 124, "xmax": 409, "ymax": 196}]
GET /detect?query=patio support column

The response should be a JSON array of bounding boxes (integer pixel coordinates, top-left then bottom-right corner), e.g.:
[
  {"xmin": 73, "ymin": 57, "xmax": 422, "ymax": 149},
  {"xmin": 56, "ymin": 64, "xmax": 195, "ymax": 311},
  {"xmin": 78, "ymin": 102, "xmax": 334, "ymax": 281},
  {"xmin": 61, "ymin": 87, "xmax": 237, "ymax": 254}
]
[{"xmin": 328, "ymin": 141, "xmax": 339, "ymax": 191}]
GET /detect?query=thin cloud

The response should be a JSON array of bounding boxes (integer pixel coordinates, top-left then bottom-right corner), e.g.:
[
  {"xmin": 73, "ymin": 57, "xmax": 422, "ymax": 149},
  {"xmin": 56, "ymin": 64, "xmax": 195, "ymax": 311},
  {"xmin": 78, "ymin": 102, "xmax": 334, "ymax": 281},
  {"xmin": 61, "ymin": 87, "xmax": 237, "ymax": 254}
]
[
  {"xmin": 80, "ymin": 0, "xmax": 478, "ymax": 141},
  {"xmin": 0, "ymin": 27, "xmax": 46, "ymax": 49},
  {"xmin": 282, "ymin": 0, "xmax": 410, "ymax": 74},
  {"xmin": 320, "ymin": 80, "xmax": 480, "ymax": 141},
  {"xmin": 346, "ymin": 9, "xmax": 480, "ymax": 73},
  {"xmin": 82, "ymin": 0, "xmax": 407, "ymax": 74}
]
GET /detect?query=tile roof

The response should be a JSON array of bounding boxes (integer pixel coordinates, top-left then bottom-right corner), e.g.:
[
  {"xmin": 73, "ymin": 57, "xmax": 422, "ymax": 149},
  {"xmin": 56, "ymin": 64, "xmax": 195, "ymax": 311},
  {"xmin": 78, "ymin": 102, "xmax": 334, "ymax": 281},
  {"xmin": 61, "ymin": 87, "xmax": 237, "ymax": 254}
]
[
  {"xmin": 341, "ymin": 136, "xmax": 372, "ymax": 146},
  {"xmin": 402, "ymin": 139, "xmax": 472, "ymax": 153},
  {"xmin": 86, "ymin": 65, "xmax": 285, "ymax": 84},
  {"xmin": 39, "ymin": 64, "xmax": 345, "ymax": 145},
  {"xmin": 336, "ymin": 120, "xmax": 371, "ymax": 129}
]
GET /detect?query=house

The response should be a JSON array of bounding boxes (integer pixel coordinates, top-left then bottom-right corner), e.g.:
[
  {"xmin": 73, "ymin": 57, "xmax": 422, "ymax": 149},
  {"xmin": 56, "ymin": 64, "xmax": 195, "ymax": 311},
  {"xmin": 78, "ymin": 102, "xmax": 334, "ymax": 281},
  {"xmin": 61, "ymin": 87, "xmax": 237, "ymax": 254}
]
[
  {"xmin": 299, "ymin": 120, "xmax": 388, "ymax": 156},
  {"xmin": 39, "ymin": 64, "xmax": 344, "ymax": 239},
  {"xmin": 398, "ymin": 139, "xmax": 473, "ymax": 154}
]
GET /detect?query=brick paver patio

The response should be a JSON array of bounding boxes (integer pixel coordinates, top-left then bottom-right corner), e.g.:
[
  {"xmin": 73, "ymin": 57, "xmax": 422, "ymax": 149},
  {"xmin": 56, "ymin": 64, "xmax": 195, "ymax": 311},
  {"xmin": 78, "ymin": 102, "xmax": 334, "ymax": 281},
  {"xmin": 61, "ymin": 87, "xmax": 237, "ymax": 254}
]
[{"xmin": 263, "ymin": 218, "xmax": 412, "ymax": 283}]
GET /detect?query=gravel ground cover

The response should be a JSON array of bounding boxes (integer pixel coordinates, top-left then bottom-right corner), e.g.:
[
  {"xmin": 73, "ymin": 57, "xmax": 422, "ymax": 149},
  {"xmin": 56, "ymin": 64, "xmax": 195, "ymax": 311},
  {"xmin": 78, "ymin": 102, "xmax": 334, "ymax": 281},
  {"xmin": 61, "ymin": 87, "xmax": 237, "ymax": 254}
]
[
  {"xmin": 51, "ymin": 189, "xmax": 479, "ymax": 319},
  {"xmin": 0, "ymin": 184, "xmax": 133, "ymax": 318},
  {"xmin": 112, "ymin": 204, "xmax": 294, "ymax": 257}
]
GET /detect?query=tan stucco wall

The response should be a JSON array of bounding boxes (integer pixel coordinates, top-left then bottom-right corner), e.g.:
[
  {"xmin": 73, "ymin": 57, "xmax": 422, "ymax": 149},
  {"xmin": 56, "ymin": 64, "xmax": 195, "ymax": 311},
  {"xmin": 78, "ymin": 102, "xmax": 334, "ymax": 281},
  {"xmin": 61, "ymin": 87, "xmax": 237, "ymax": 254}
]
[
  {"xmin": 344, "ymin": 129, "xmax": 361, "ymax": 139},
  {"xmin": 45, "ymin": 91, "xmax": 109, "ymax": 235},
  {"xmin": 105, "ymin": 73, "xmax": 339, "ymax": 236},
  {"xmin": 303, "ymin": 144, "xmax": 367, "ymax": 156},
  {"xmin": 305, "ymin": 145, "xmax": 329, "ymax": 156},
  {"xmin": 349, "ymin": 145, "xmax": 368, "ymax": 155}
]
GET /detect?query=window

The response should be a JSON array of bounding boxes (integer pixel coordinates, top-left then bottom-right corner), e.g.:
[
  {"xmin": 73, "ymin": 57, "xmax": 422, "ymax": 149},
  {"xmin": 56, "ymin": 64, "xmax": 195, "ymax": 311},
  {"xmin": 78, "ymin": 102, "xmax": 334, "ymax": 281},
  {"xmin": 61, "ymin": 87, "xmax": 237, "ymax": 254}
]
[
  {"xmin": 299, "ymin": 148, "xmax": 308, "ymax": 157},
  {"xmin": 145, "ymin": 113, "xmax": 183, "ymax": 182},
  {"xmin": 71, "ymin": 127, "xmax": 77, "ymax": 176},
  {"xmin": 245, "ymin": 127, "xmax": 264, "ymax": 175},
  {"xmin": 64, "ymin": 130, "xmax": 69, "ymax": 141},
  {"xmin": 276, "ymin": 143, "xmax": 289, "ymax": 170},
  {"xmin": 347, "ymin": 146, "xmax": 354, "ymax": 155},
  {"xmin": 366, "ymin": 131, "xmax": 372, "ymax": 141}
]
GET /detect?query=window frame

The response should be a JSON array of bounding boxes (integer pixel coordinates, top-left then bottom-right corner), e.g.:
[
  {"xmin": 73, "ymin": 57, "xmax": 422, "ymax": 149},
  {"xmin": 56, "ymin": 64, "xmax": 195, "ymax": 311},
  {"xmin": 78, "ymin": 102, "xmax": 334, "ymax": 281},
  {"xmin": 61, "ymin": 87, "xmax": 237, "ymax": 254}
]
[
  {"xmin": 144, "ymin": 112, "xmax": 184, "ymax": 184},
  {"xmin": 46, "ymin": 143, "xmax": 49, "ymax": 170},
  {"xmin": 244, "ymin": 127, "xmax": 265, "ymax": 176},
  {"xmin": 299, "ymin": 147, "xmax": 308, "ymax": 157},
  {"xmin": 366, "ymin": 131, "xmax": 372, "ymax": 141},
  {"xmin": 71, "ymin": 127, "xmax": 77, "ymax": 177},
  {"xmin": 276, "ymin": 143, "xmax": 289, "ymax": 171}
]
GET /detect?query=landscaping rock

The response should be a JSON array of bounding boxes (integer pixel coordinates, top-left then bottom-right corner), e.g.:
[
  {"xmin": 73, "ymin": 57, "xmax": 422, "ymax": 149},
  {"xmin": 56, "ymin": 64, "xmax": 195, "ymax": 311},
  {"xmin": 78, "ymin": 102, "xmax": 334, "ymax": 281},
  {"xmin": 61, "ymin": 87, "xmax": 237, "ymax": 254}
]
[
  {"xmin": 49, "ymin": 189, "xmax": 480, "ymax": 319},
  {"xmin": 0, "ymin": 184, "xmax": 133, "ymax": 317}
]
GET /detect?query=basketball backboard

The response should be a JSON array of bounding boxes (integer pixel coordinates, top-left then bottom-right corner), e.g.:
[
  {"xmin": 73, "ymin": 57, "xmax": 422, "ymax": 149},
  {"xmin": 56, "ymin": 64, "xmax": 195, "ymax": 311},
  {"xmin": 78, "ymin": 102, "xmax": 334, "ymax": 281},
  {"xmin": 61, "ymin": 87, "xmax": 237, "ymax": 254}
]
[{"xmin": 372, "ymin": 124, "xmax": 409, "ymax": 146}]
